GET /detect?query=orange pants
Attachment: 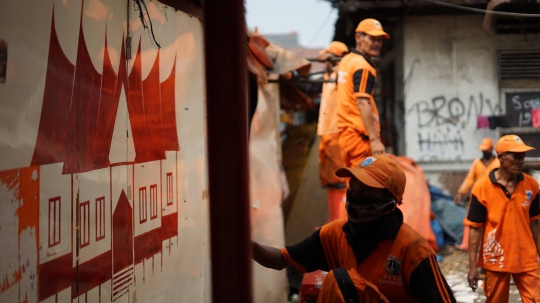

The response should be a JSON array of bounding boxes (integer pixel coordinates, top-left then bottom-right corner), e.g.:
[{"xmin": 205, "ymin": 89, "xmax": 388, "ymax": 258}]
[
  {"xmin": 317, "ymin": 268, "xmax": 389, "ymax": 303},
  {"xmin": 318, "ymin": 133, "xmax": 347, "ymax": 187},
  {"xmin": 483, "ymin": 269, "xmax": 540, "ymax": 303},
  {"xmin": 338, "ymin": 128, "xmax": 372, "ymax": 168}
]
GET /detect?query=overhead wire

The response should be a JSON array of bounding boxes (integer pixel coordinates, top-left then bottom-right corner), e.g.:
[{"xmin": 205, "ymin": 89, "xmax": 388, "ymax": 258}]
[
  {"xmin": 307, "ymin": 9, "xmax": 336, "ymax": 47},
  {"xmin": 421, "ymin": 0, "xmax": 540, "ymax": 17}
]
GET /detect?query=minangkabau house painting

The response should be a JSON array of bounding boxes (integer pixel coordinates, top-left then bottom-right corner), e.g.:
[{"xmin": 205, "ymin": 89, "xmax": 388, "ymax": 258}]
[{"xmin": 0, "ymin": 1, "xmax": 187, "ymax": 302}]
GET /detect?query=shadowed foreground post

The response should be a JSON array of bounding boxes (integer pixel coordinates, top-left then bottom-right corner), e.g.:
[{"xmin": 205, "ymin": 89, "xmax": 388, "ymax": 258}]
[{"xmin": 203, "ymin": 0, "xmax": 253, "ymax": 302}]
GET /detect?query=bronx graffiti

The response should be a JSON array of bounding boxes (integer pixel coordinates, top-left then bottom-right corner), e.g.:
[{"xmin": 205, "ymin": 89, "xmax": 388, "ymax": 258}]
[
  {"xmin": 407, "ymin": 93, "xmax": 501, "ymax": 128},
  {"xmin": 407, "ymin": 93, "xmax": 500, "ymax": 161}
]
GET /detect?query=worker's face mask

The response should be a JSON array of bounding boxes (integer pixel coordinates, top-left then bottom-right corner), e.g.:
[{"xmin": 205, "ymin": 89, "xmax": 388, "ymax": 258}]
[{"xmin": 345, "ymin": 190, "xmax": 396, "ymax": 225}]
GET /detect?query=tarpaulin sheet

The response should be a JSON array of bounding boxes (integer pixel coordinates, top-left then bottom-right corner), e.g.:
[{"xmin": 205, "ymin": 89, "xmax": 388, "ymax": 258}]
[
  {"xmin": 250, "ymin": 74, "xmax": 288, "ymax": 303},
  {"xmin": 387, "ymin": 155, "xmax": 438, "ymax": 251}
]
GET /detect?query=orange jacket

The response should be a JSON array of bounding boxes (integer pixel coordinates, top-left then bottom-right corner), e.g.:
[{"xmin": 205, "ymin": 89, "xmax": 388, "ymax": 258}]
[
  {"xmin": 457, "ymin": 157, "xmax": 499, "ymax": 195},
  {"xmin": 281, "ymin": 210, "xmax": 455, "ymax": 303},
  {"xmin": 464, "ymin": 170, "xmax": 540, "ymax": 272},
  {"xmin": 317, "ymin": 268, "xmax": 390, "ymax": 303},
  {"xmin": 337, "ymin": 50, "xmax": 380, "ymax": 136}
]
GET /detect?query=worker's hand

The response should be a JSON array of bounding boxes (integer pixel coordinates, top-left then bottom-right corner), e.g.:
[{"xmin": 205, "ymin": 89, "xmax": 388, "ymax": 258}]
[
  {"xmin": 316, "ymin": 52, "xmax": 334, "ymax": 62},
  {"xmin": 454, "ymin": 193, "xmax": 462, "ymax": 205},
  {"xmin": 370, "ymin": 139, "xmax": 385, "ymax": 156},
  {"xmin": 468, "ymin": 267, "xmax": 480, "ymax": 292}
]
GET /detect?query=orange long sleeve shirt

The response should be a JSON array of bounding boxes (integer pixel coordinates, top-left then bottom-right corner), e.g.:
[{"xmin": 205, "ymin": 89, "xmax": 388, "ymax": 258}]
[{"xmin": 457, "ymin": 157, "xmax": 500, "ymax": 195}]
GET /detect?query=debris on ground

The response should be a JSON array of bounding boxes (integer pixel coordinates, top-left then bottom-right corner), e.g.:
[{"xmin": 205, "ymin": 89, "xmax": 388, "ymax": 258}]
[{"xmin": 438, "ymin": 245, "xmax": 521, "ymax": 303}]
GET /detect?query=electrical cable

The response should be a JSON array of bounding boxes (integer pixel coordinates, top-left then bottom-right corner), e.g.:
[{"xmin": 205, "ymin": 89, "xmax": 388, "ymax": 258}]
[
  {"xmin": 307, "ymin": 9, "xmax": 336, "ymax": 46},
  {"xmin": 133, "ymin": 0, "xmax": 161, "ymax": 48},
  {"xmin": 421, "ymin": 0, "xmax": 540, "ymax": 17}
]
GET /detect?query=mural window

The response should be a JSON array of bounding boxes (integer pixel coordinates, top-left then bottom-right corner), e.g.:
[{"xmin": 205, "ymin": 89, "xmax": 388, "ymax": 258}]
[
  {"xmin": 80, "ymin": 201, "xmax": 90, "ymax": 248},
  {"xmin": 95, "ymin": 196, "xmax": 105, "ymax": 241},
  {"xmin": 166, "ymin": 172, "xmax": 173, "ymax": 206},
  {"xmin": 139, "ymin": 187, "xmax": 147, "ymax": 223},
  {"xmin": 48, "ymin": 196, "xmax": 61, "ymax": 247},
  {"xmin": 150, "ymin": 184, "xmax": 158, "ymax": 220}
]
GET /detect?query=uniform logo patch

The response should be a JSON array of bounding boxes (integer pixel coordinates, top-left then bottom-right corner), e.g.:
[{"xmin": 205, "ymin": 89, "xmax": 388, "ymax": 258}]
[
  {"xmin": 374, "ymin": 21, "xmax": 382, "ymax": 28},
  {"xmin": 526, "ymin": 190, "xmax": 533, "ymax": 201},
  {"xmin": 337, "ymin": 71, "xmax": 347, "ymax": 83},
  {"xmin": 514, "ymin": 136, "xmax": 523, "ymax": 143},
  {"xmin": 360, "ymin": 157, "xmax": 376, "ymax": 167},
  {"xmin": 385, "ymin": 255, "xmax": 401, "ymax": 276}
]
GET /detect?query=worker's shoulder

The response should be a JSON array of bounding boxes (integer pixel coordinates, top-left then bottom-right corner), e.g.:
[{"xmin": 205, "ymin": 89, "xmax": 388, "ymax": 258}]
[
  {"xmin": 320, "ymin": 218, "xmax": 348, "ymax": 236},
  {"xmin": 340, "ymin": 52, "xmax": 371, "ymax": 70},
  {"xmin": 522, "ymin": 172, "xmax": 540, "ymax": 188},
  {"xmin": 396, "ymin": 223, "xmax": 435, "ymax": 253},
  {"xmin": 398, "ymin": 223, "xmax": 430, "ymax": 243}
]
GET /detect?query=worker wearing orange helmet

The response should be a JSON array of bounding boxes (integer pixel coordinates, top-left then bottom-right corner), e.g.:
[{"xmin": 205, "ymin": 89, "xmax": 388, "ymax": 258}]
[
  {"xmin": 337, "ymin": 18, "xmax": 389, "ymax": 168},
  {"xmin": 466, "ymin": 135, "xmax": 540, "ymax": 302},
  {"xmin": 316, "ymin": 41, "xmax": 349, "ymax": 222}
]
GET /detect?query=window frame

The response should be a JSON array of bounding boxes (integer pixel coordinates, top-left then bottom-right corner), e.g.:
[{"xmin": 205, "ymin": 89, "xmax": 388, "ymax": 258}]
[
  {"xmin": 48, "ymin": 196, "xmax": 61, "ymax": 247},
  {"xmin": 139, "ymin": 187, "xmax": 148, "ymax": 223},
  {"xmin": 95, "ymin": 196, "xmax": 106, "ymax": 241},
  {"xmin": 80, "ymin": 200, "xmax": 90, "ymax": 248}
]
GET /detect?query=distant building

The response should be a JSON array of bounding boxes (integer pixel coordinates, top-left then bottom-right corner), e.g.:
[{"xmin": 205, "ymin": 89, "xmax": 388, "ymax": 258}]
[{"xmin": 331, "ymin": 0, "xmax": 540, "ymax": 192}]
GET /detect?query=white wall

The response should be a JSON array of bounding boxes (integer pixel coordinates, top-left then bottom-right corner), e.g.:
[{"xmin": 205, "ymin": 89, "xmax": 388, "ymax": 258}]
[
  {"xmin": 0, "ymin": 1, "xmax": 210, "ymax": 302},
  {"xmin": 403, "ymin": 15, "xmax": 540, "ymax": 165}
]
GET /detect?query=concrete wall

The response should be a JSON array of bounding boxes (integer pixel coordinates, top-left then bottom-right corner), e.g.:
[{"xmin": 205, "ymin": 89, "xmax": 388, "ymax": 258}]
[
  {"xmin": 402, "ymin": 15, "xmax": 540, "ymax": 191},
  {"xmin": 0, "ymin": 1, "xmax": 211, "ymax": 302}
]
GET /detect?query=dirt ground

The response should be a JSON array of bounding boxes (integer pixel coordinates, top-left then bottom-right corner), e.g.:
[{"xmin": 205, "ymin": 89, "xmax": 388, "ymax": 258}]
[{"xmin": 438, "ymin": 245, "xmax": 521, "ymax": 303}]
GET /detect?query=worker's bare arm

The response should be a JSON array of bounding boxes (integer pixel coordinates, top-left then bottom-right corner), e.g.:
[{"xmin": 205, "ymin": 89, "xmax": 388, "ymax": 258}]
[
  {"xmin": 467, "ymin": 226, "xmax": 483, "ymax": 291},
  {"xmin": 252, "ymin": 241, "xmax": 290, "ymax": 270},
  {"xmin": 356, "ymin": 97, "xmax": 384, "ymax": 155}
]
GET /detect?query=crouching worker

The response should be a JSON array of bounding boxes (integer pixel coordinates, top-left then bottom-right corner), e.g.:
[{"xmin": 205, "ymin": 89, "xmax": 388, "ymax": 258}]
[{"xmin": 252, "ymin": 155, "xmax": 456, "ymax": 303}]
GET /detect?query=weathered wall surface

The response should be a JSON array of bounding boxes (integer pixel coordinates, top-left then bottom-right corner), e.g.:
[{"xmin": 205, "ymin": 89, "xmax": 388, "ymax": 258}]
[
  {"xmin": 403, "ymin": 15, "xmax": 540, "ymax": 192},
  {"xmin": 403, "ymin": 15, "xmax": 540, "ymax": 164},
  {"xmin": 0, "ymin": 1, "xmax": 210, "ymax": 302}
]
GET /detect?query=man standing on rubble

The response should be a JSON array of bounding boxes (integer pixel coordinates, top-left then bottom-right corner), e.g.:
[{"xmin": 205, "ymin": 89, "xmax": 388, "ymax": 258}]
[
  {"xmin": 316, "ymin": 41, "xmax": 349, "ymax": 222},
  {"xmin": 337, "ymin": 18, "xmax": 388, "ymax": 167},
  {"xmin": 466, "ymin": 135, "xmax": 540, "ymax": 303},
  {"xmin": 252, "ymin": 155, "xmax": 456, "ymax": 302}
]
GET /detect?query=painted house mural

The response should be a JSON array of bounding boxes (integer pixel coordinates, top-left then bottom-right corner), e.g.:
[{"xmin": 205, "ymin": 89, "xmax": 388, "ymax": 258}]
[{"xmin": 0, "ymin": 0, "xmax": 209, "ymax": 302}]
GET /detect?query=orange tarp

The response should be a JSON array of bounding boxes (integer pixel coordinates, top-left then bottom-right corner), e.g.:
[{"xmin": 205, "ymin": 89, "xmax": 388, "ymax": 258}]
[{"xmin": 387, "ymin": 154, "xmax": 438, "ymax": 251}]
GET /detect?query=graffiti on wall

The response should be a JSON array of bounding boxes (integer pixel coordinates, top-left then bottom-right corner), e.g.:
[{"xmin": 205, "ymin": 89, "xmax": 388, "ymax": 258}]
[
  {"xmin": 0, "ymin": 5, "xmax": 181, "ymax": 303},
  {"xmin": 407, "ymin": 93, "xmax": 501, "ymax": 161}
]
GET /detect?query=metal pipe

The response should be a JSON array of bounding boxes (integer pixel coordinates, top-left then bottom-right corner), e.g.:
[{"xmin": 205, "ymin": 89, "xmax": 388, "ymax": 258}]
[{"xmin": 203, "ymin": 1, "xmax": 252, "ymax": 303}]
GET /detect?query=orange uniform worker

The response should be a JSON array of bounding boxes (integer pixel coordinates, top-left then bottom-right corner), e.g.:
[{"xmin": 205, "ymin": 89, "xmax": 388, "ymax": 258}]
[
  {"xmin": 316, "ymin": 41, "xmax": 349, "ymax": 222},
  {"xmin": 337, "ymin": 18, "xmax": 388, "ymax": 167},
  {"xmin": 252, "ymin": 156, "xmax": 456, "ymax": 303},
  {"xmin": 465, "ymin": 135, "xmax": 540, "ymax": 303},
  {"xmin": 454, "ymin": 138, "xmax": 500, "ymax": 204},
  {"xmin": 454, "ymin": 138, "xmax": 500, "ymax": 251}
]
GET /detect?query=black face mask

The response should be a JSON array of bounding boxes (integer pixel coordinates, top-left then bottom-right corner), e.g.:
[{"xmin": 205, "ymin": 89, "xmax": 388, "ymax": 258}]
[
  {"xmin": 483, "ymin": 151, "xmax": 493, "ymax": 159},
  {"xmin": 345, "ymin": 191, "xmax": 396, "ymax": 226}
]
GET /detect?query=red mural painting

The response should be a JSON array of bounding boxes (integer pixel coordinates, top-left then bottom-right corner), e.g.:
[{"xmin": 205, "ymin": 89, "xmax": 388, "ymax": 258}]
[
  {"xmin": 31, "ymin": 11, "xmax": 180, "ymax": 174},
  {"xmin": 23, "ymin": 7, "xmax": 181, "ymax": 302}
]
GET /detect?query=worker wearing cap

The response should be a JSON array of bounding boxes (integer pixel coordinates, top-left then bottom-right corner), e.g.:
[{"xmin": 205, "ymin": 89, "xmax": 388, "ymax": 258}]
[
  {"xmin": 454, "ymin": 138, "xmax": 500, "ymax": 251},
  {"xmin": 252, "ymin": 155, "xmax": 456, "ymax": 303},
  {"xmin": 337, "ymin": 18, "xmax": 388, "ymax": 168},
  {"xmin": 465, "ymin": 135, "xmax": 540, "ymax": 303},
  {"xmin": 316, "ymin": 41, "xmax": 349, "ymax": 222}
]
